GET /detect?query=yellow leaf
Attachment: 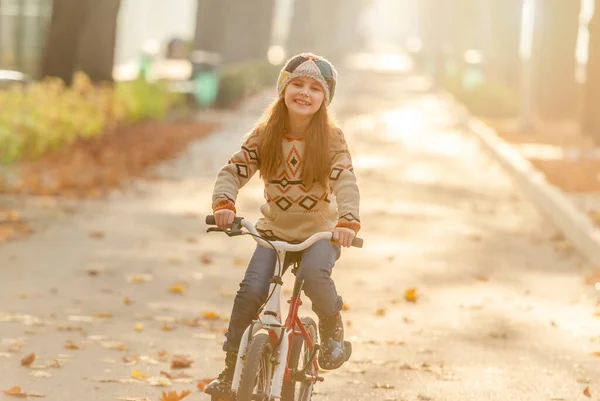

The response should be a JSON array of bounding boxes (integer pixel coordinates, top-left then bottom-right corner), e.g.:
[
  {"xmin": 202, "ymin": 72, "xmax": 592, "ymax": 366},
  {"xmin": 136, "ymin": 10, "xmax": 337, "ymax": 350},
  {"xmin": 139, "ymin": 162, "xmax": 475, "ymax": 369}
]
[
  {"xmin": 203, "ymin": 311, "xmax": 219, "ymax": 320},
  {"xmin": 584, "ymin": 386, "xmax": 591, "ymax": 397},
  {"xmin": 232, "ymin": 257, "xmax": 246, "ymax": 267},
  {"xmin": 342, "ymin": 303, "xmax": 350, "ymax": 311},
  {"xmin": 591, "ymin": 351, "xmax": 600, "ymax": 357},
  {"xmin": 168, "ymin": 283, "xmax": 185, "ymax": 294},
  {"xmin": 404, "ymin": 288, "xmax": 418, "ymax": 302},
  {"xmin": 131, "ymin": 368, "xmax": 149, "ymax": 379},
  {"xmin": 134, "ymin": 322, "xmax": 144, "ymax": 331},
  {"xmin": 123, "ymin": 297, "xmax": 133, "ymax": 305},
  {"xmin": 375, "ymin": 308, "xmax": 386, "ymax": 316}
]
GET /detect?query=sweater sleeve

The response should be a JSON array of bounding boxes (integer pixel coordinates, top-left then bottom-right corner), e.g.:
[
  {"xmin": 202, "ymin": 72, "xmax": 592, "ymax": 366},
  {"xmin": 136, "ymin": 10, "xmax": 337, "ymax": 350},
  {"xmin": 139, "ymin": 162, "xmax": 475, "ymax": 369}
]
[
  {"xmin": 212, "ymin": 130, "xmax": 260, "ymax": 212},
  {"xmin": 329, "ymin": 129, "xmax": 361, "ymax": 233}
]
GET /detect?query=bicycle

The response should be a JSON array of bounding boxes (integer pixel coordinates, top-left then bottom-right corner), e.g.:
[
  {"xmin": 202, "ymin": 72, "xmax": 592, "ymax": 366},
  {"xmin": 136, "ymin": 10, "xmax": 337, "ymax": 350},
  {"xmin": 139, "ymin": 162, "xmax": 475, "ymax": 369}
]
[{"xmin": 205, "ymin": 215, "xmax": 363, "ymax": 401}]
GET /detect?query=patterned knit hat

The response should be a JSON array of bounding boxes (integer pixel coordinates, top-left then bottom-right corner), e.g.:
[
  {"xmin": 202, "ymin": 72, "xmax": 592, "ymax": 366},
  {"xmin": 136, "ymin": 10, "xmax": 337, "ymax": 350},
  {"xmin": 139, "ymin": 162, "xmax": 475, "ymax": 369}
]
[{"xmin": 277, "ymin": 53, "xmax": 337, "ymax": 106}]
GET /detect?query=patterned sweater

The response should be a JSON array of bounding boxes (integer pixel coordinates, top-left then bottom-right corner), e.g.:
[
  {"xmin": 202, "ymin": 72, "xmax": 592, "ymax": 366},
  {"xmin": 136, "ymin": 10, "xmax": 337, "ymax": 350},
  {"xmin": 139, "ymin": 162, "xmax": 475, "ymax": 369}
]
[{"xmin": 211, "ymin": 128, "xmax": 361, "ymax": 242}]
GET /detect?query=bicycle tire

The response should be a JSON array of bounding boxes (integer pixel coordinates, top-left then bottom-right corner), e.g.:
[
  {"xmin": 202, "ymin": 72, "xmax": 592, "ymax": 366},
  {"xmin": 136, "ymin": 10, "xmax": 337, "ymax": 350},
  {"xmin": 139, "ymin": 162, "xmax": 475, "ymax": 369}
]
[
  {"xmin": 237, "ymin": 333, "xmax": 274, "ymax": 401},
  {"xmin": 281, "ymin": 317, "xmax": 318, "ymax": 401}
]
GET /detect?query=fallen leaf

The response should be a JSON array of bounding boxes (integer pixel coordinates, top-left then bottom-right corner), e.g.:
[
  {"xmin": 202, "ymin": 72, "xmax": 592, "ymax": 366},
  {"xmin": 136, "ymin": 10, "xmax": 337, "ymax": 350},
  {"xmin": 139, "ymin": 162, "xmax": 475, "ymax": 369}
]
[
  {"xmin": 160, "ymin": 390, "xmax": 191, "ymax": 401},
  {"xmin": 124, "ymin": 297, "xmax": 133, "ymax": 305},
  {"xmin": 373, "ymin": 383, "xmax": 395, "ymax": 389},
  {"xmin": 161, "ymin": 323, "xmax": 176, "ymax": 332},
  {"xmin": 200, "ymin": 255, "xmax": 213, "ymax": 264},
  {"xmin": 168, "ymin": 283, "xmax": 186, "ymax": 294},
  {"xmin": 185, "ymin": 237, "xmax": 197, "ymax": 244},
  {"xmin": 93, "ymin": 312, "xmax": 113, "ymax": 318},
  {"xmin": 196, "ymin": 378, "xmax": 213, "ymax": 391},
  {"xmin": 375, "ymin": 308, "xmax": 386, "ymax": 317},
  {"xmin": 3, "ymin": 386, "xmax": 27, "ymax": 397},
  {"xmin": 134, "ymin": 323, "xmax": 144, "ymax": 332},
  {"xmin": 170, "ymin": 355, "xmax": 193, "ymax": 369},
  {"xmin": 475, "ymin": 275, "xmax": 488, "ymax": 281},
  {"xmin": 203, "ymin": 311, "xmax": 219, "ymax": 320},
  {"xmin": 342, "ymin": 303, "xmax": 350, "ymax": 311},
  {"xmin": 591, "ymin": 351, "xmax": 600, "ymax": 357},
  {"xmin": 418, "ymin": 395, "xmax": 433, "ymax": 401},
  {"xmin": 21, "ymin": 353, "xmax": 35, "ymax": 366},
  {"xmin": 584, "ymin": 386, "xmax": 591, "ymax": 397},
  {"xmin": 404, "ymin": 288, "xmax": 418, "ymax": 302},
  {"xmin": 131, "ymin": 369, "xmax": 149, "ymax": 379},
  {"xmin": 8, "ymin": 342, "xmax": 23, "ymax": 353},
  {"xmin": 232, "ymin": 257, "xmax": 246, "ymax": 267},
  {"xmin": 125, "ymin": 274, "xmax": 153, "ymax": 284},
  {"xmin": 168, "ymin": 257, "xmax": 182, "ymax": 265},
  {"xmin": 57, "ymin": 325, "xmax": 83, "ymax": 332},
  {"xmin": 90, "ymin": 230, "xmax": 105, "ymax": 239},
  {"xmin": 65, "ymin": 341, "xmax": 80, "ymax": 350}
]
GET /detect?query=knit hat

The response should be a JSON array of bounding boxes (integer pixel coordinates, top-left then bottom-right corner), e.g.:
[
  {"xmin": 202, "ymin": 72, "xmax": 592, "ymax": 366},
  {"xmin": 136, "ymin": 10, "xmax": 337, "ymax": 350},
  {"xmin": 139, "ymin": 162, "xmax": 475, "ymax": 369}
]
[{"xmin": 277, "ymin": 53, "xmax": 337, "ymax": 106}]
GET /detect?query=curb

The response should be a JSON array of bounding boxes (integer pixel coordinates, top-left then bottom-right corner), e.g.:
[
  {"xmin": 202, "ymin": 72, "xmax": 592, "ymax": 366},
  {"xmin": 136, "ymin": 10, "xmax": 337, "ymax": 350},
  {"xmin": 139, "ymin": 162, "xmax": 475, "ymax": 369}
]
[{"xmin": 447, "ymin": 97, "xmax": 600, "ymax": 266}]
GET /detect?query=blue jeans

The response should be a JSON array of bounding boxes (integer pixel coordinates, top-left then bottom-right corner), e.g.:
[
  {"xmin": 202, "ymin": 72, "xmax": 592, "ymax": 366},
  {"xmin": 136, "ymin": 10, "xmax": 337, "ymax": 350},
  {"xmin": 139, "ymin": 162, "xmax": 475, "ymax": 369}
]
[{"xmin": 223, "ymin": 239, "xmax": 342, "ymax": 352}]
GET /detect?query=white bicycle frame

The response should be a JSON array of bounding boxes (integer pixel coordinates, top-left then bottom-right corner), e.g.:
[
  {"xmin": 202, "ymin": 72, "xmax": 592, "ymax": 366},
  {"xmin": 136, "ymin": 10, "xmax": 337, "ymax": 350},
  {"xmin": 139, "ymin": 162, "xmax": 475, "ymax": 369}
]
[{"xmin": 229, "ymin": 219, "xmax": 334, "ymax": 400}]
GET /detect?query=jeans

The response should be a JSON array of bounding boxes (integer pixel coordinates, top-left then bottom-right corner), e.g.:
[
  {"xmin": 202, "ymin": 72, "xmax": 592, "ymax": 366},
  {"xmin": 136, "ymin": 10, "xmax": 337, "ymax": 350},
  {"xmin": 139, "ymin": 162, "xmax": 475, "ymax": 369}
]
[{"xmin": 222, "ymin": 239, "xmax": 342, "ymax": 352}]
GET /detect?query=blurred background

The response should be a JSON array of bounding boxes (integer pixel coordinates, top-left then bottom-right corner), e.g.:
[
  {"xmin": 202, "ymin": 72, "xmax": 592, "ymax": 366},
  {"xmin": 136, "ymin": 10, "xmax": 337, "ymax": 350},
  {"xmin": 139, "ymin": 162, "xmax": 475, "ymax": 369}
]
[{"xmin": 1, "ymin": 0, "xmax": 599, "ymax": 200}]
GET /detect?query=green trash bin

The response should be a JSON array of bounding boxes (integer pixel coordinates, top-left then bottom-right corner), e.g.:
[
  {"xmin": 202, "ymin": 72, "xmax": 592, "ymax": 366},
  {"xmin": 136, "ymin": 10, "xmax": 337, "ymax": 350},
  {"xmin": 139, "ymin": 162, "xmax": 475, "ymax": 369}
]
[{"xmin": 189, "ymin": 50, "xmax": 222, "ymax": 108}]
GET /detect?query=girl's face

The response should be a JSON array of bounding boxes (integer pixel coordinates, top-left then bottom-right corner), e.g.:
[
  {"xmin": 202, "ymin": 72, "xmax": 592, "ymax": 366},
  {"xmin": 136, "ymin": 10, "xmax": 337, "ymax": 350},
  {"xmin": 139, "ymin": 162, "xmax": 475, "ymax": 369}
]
[{"xmin": 284, "ymin": 76, "xmax": 325, "ymax": 118}]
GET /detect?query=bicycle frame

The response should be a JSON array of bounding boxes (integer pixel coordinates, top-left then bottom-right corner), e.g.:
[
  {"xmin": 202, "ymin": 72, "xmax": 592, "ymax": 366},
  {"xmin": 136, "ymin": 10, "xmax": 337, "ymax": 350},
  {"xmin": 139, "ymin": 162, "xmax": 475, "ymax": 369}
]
[
  {"xmin": 206, "ymin": 216, "xmax": 362, "ymax": 400},
  {"xmin": 230, "ymin": 247, "xmax": 319, "ymax": 399}
]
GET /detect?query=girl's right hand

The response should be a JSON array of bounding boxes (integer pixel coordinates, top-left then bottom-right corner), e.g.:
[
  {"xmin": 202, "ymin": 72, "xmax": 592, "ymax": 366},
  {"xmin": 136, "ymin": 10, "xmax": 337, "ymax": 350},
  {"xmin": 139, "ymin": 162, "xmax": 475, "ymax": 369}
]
[{"xmin": 214, "ymin": 209, "xmax": 235, "ymax": 229}]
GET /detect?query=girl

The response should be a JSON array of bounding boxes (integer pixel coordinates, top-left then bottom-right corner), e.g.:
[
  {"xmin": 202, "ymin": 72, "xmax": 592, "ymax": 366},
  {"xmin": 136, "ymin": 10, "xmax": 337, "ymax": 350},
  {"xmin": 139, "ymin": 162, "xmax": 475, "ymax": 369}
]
[{"xmin": 205, "ymin": 53, "xmax": 361, "ymax": 397}]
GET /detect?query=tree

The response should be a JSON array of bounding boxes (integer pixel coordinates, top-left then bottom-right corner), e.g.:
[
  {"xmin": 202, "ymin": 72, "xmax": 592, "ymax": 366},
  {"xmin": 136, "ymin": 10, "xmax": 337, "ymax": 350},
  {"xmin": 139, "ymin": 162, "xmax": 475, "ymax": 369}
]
[
  {"xmin": 486, "ymin": 0, "xmax": 524, "ymax": 87},
  {"xmin": 40, "ymin": 0, "xmax": 121, "ymax": 85},
  {"xmin": 530, "ymin": 0, "xmax": 581, "ymax": 120},
  {"xmin": 582, "ymin": 0, "xmax": 600, "ymax": 142},
  {"xmin": 194, "ymin": 0, "xmax": 275, "ymax": 64},
  {"xmin": 77, "ymin": 0, "xmax": 121, "ymax": 83}
]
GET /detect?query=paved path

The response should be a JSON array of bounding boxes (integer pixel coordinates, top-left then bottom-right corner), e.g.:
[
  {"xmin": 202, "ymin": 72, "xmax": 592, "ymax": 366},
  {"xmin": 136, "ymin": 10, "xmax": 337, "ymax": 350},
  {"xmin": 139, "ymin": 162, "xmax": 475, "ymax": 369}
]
[{"xmin": 1, "ymin": 56, "xmax": 599, "ymax": 401}]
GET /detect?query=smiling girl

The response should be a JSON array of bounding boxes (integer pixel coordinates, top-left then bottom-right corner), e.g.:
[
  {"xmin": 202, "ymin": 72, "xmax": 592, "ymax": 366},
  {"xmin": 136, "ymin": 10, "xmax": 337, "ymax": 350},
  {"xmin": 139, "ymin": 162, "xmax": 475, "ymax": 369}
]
[{"xmin": 205, "ymin": 53, "xmax": 361, "ymax": 397}]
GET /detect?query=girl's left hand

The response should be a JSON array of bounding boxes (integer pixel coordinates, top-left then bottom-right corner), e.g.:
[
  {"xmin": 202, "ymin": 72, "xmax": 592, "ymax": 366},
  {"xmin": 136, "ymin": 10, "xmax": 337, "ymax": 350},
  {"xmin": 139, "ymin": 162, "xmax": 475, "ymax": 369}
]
[{"xmin": 332, "ymin": 227, "xmax": 356, "ymax": 248}]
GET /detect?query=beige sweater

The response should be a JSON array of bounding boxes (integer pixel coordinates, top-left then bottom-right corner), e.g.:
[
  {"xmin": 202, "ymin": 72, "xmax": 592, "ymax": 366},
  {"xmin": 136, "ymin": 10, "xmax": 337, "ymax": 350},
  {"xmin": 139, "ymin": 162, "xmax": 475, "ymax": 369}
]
[{"xmin": 212, "ymin": 129, "xmax": 360, "ymax": 242}]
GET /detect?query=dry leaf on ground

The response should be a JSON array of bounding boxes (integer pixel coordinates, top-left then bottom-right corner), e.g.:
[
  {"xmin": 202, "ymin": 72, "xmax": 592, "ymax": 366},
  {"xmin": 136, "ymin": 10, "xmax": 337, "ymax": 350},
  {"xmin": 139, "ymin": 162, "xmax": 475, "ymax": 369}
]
[
  {"xmin": 160, "ymin": 390, "xmax": 191, "ymax": 401},
  {"xmin": 404, "ymin": 288, "xmax": 418, "ymax": 302},
  {"xmin": 170, "ymin": 355, "xmax": 193, "ymax": 369},
  {"xmin": 161, "ymin": 323, "xmax": 176, "ymax": 332},
  {"xmin": 203, "ymin": 311, "xmax": 219, "ymax": 320},
  {"xmin": 64, "ymin": 341, "xmax": 80, "ymax": 350},
  {"xmin": 196, "ymin": 378, "xmax": 214, "ymax": 391},
  {"xmin": 373, "ymin": 383, "xmax": 395, "ymax": 389},
  {"xmin": 89, "ymin": 231, "xmax": 105, "ymax": 239},
  {"xmin": 131, "ymin": 369, "xmax": 149, "ymax": 379},
  {"xmin": 375, "ymin": 308, "xmax": 386, "ymax": 316},
  {"xmin": 168, "ymin": 283, "xmax": 186, "ymax": 294},
  {"xmin": 20, "ymin": 353, "xmax": 35, "ymax": 366},
  {"xmin": 2, "ymin": 386, "xmax": 30, "ymax": 397},
  {"xmin": 134, "ymin": 323, "xmax": 144, "ymax": 332},
  {"xmin": 584, "ymin": 386, "xmax": 592, "ymax": 397}
]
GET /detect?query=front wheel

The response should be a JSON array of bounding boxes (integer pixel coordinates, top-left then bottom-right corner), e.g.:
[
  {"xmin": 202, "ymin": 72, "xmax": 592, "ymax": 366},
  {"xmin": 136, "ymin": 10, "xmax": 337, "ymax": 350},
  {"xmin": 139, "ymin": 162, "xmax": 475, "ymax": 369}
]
[
  {"xmin": 281, "ymin": 317, "xmax": 318, "ymax": 401},
  {"xmin": 236, "ymin": 333, "xmax": 274, "ymax": 401}
]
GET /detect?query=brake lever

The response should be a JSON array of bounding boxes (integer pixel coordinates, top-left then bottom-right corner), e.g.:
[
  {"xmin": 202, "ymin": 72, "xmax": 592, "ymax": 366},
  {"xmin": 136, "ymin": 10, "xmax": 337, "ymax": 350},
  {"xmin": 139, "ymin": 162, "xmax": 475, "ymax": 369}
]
[{"xmin": 206, "ymin": 227, "xmax": 244, "ymax": 237}]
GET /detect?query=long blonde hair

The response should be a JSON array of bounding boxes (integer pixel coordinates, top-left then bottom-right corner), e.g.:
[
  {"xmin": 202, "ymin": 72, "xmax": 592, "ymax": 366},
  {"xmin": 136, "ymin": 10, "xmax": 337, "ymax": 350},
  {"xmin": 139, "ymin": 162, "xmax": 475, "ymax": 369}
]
[{"xmin": 256, "ymin": 97, "xmax": 338, "ymax": 188}]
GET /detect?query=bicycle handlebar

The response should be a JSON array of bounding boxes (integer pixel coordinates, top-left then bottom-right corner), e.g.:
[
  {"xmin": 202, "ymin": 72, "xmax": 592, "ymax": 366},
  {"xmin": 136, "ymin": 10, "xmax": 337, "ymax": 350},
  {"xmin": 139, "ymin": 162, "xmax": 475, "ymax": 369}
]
[{"xmin": 205, "ymin": 215, "xmax": 363, "ymax": 250}]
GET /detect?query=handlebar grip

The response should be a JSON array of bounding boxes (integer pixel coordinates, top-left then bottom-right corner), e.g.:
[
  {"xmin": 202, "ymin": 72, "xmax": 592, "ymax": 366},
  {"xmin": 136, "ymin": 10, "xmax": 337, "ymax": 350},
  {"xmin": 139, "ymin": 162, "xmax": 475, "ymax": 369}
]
[
  {"xmin": 206, "ymin": 215, "xmax": 216, "ymax": 225},
  {"xmin": 351, "ymin": 237, "xmax": 363, "ymax": 248}
]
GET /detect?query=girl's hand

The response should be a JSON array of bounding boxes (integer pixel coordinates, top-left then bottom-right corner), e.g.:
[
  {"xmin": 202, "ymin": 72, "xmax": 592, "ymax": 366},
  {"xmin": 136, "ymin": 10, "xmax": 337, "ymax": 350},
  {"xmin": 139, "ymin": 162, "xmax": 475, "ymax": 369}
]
[
  {"xmin": 332, "ymin": 227, "xmax": 356, "ymax": 248},
  {"xmin": 214, "ymin": 209, "xmax": 235, "ymax": 229}
]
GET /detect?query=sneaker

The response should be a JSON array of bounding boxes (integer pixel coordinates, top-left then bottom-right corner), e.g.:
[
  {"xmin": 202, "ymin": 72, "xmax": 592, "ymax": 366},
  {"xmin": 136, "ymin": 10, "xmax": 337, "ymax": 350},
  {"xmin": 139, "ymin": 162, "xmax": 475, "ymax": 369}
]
[
  {"xmin": 318, "ymin": 312, "xmax": 351, "ymax": 370},
  {"xmin": 204, "ymin": 351, "xmax": 237, "ymax": 398}
]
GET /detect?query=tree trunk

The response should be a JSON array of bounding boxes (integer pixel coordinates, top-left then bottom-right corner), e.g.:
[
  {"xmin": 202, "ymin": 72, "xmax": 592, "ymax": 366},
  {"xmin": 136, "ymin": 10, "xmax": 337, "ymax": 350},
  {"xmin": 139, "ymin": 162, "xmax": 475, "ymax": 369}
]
[
  {"xmin": 40, "ymin": 0, "xmax": 91, "ymax": 85},
  {"xmin": 531, "ymin": 0, "xmax": 581, "ymax": 120},
  {"xmin": 194, "ymin": 0, "xmax": 226, "ymax": 54},
  {"xmin": 582, "ymin": 0, "xmax": 600, "ymax": 141},
  {"xmin": 194, "ymin": 0, "xmax": 274, "ymax": 64},
  {"xmin": 488, "ymin": 0, "xmax": 523, "ymax": 87},
  {"xmin": 76, "ymin": 0, "xmax": 121, "ymax": 84}
]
